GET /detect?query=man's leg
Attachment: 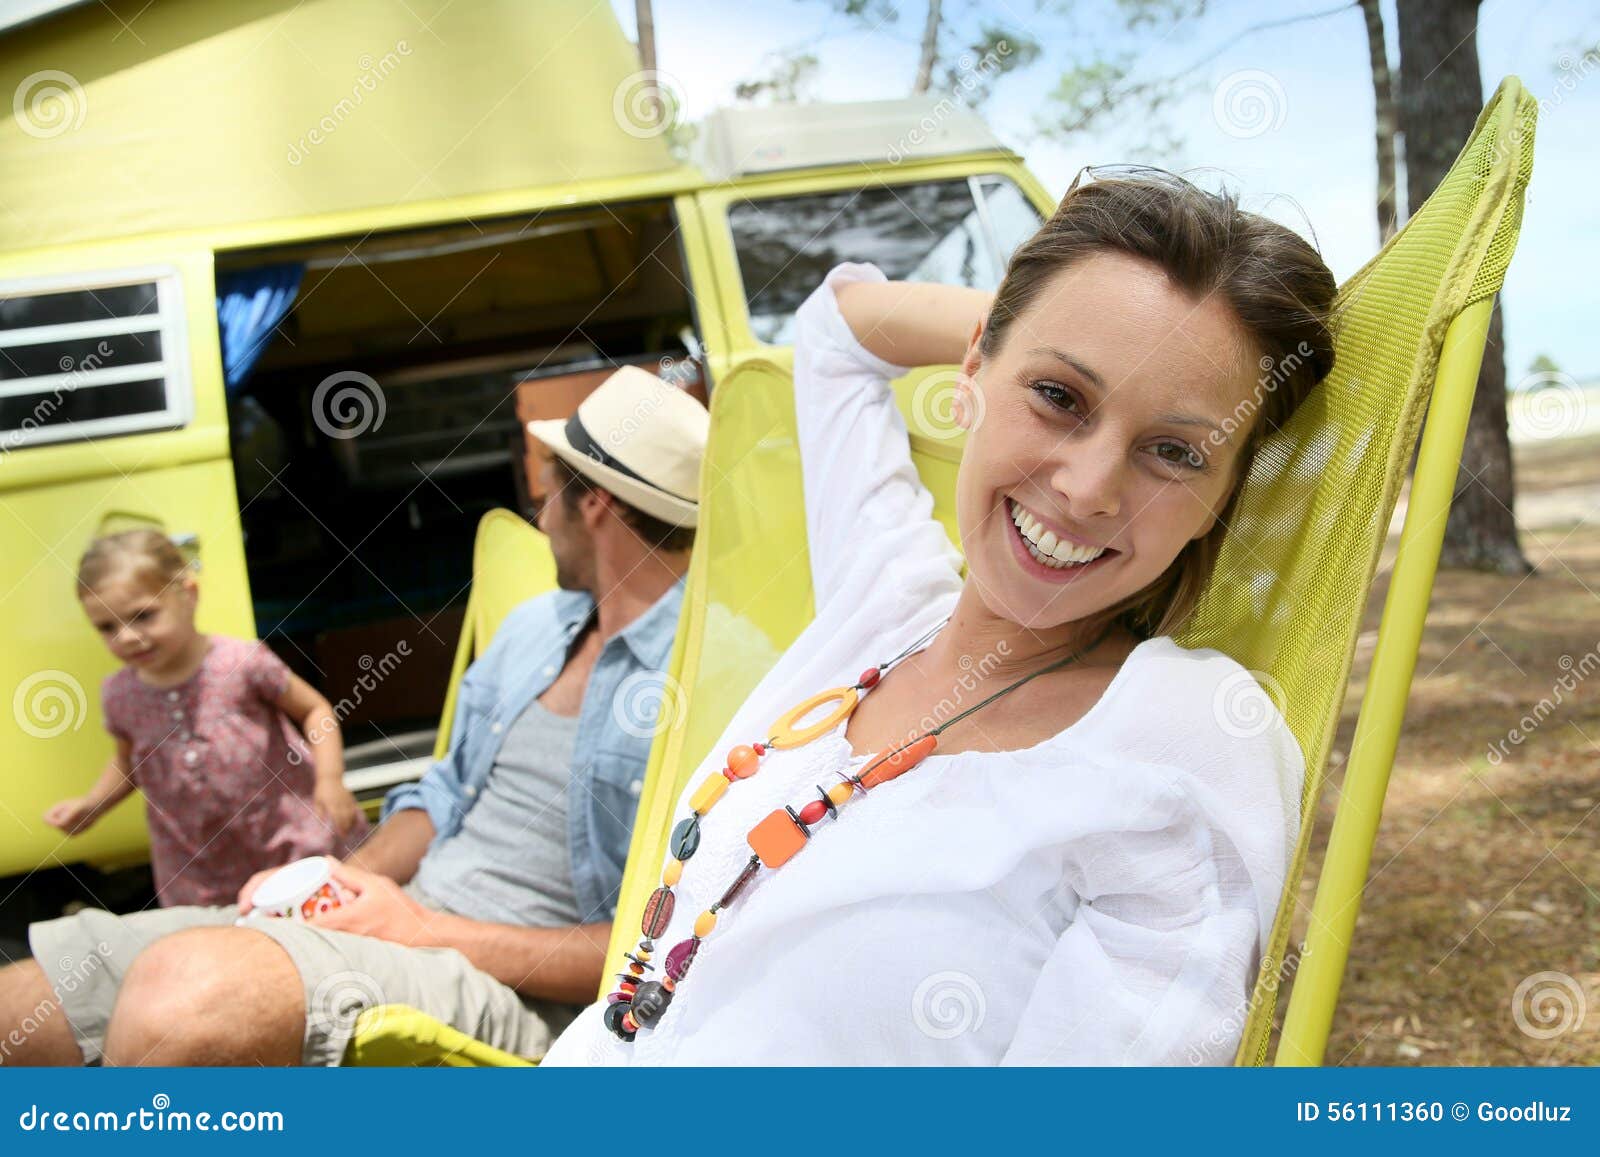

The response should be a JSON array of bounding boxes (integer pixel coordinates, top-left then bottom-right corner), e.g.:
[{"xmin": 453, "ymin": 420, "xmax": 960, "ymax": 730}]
[
  {"xmin": 0, "ymin": 960, "xmax": 84, "ymax": 1065},
  {"xmin": 102, "ymin": 928, "xmax": 303, "ymax": 1066},
  {"xmin": 21, "ymin": 904, "xmax": 241, "ymax": 1065}
]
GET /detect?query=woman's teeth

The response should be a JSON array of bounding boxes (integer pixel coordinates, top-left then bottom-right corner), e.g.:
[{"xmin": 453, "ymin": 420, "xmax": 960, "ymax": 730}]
[{"xmin": 1009, "ymin": 499, "xmax": 1107, "ymax": 569}]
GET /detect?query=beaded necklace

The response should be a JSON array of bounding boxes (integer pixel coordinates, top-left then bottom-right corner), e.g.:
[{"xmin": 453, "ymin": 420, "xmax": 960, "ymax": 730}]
[{"xmin": 604, "ymin": 617, "xmax": 1113, "ymax": 1042}]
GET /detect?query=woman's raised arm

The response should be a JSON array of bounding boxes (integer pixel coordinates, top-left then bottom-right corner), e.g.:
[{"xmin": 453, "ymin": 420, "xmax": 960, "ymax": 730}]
[
  {"xmin": 791, "ymin": 264, "xmax": 968, "ymax": 615},
  {"xmin": 833, "ymin": 278, "xmax": 993, "ymax": 370}
]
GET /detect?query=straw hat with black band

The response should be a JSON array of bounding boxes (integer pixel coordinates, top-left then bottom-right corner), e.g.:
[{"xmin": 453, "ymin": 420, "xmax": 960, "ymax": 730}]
[{"xmin": 526, "ymin": 365, "xmax": 710, "ymax": 529}]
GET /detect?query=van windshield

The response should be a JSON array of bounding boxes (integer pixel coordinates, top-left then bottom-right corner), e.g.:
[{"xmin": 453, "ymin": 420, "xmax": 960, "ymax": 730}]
[{"xmin": 727, "ymin": 175, "xmax": 1042, "ymax": 345}]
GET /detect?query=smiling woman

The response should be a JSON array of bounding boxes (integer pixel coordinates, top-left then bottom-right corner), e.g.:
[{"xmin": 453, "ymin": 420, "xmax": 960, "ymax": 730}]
[{"xmin": 540, "ymin": 169, "xmax": 1340, "ymax": 1067}]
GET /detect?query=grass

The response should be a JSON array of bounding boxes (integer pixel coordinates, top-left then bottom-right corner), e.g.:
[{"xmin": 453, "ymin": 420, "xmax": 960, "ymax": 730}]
[{"xmin": 1277, "ymin": 432, "xmax": 1600, "ymax": 1066}]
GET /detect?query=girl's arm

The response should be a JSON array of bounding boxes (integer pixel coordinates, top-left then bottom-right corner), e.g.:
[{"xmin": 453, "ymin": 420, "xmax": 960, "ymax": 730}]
[
  {"xmin": 43, "ymin": 738, "xmax": 137, "ymax": 834},
  {"xmin": 833, "ymin": 279, "xmax": 993, "ymax": 369},
  {"xmin": 275, "ymin": 673, "xmax": 360, "ymax": 836}
]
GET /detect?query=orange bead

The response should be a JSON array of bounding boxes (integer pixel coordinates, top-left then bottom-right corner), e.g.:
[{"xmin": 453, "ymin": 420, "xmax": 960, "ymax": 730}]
[
  {"xmin": 826, "ymin": 781, "xmax": 855, "ymax": 806},
  {"xmin": 694, "ymin": 909, "xmax": 718, "ymax": 937},
  {"xmin": 858, "ymin": 733, "xmax": 939, "ymax": 790},
  {"xmin": 748, "ymin": 808, "xmax": 808, "ymax": 869},
  {"xmin": 662, "ymin": 857, "xmax": 683, "ymax": 887},
  {"xmin": 726, "ymin": 744, "xmax": 761, "ymax": 778}
]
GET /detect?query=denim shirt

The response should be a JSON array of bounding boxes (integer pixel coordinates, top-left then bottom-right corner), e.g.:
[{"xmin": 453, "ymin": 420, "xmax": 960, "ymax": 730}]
[{"xmin": 382, "ymin": 575, "xmax": 685, "ymax": 923}]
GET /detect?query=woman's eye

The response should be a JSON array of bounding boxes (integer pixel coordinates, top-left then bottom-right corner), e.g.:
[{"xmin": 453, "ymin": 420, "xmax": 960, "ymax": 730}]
[
  {"xmin": 1155, "ymin": 441, "xmax": 1204, "ymax": 469},
  {"xmin": 1031, "ymin": 381, "xmax": 1083, "ymax": 415}
]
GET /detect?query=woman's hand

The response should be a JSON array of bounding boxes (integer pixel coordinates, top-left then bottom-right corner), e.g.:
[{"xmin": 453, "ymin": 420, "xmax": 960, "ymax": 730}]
[
  {"xmin": 314, "ymin": 780, "xmax": 363, "ymax": 836},
  {"xmin": 42, "ymin": 796, "xmax": 98, "ymax": 835}
]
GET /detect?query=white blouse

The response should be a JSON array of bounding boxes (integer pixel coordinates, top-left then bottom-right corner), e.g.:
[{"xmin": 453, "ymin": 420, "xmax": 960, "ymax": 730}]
[{"xmin": 540, "ymin": 262, "xmax": 1304, "ymax": 1067}]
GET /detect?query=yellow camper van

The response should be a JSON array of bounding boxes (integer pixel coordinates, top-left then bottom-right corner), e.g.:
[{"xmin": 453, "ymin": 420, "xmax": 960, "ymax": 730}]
[{"xmin": 0, "ymin": 0, "xmax": 1054, "ymax": 917}]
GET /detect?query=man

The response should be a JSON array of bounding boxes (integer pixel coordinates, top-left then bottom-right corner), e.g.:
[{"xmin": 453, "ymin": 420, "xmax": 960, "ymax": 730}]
[{"xmin": 0, "ymin": 366, "xmax": 709, "ymax": 1066}]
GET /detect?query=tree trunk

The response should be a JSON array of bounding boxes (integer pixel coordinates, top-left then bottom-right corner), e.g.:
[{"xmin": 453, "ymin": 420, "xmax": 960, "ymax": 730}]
[
  {"xmin": 1360, "ymin": 0, "xmax": 1399, "ymax": 242},
  {"xmin": 913, "ymin": 0, "xmax": 942, "ymax": 94},
  {"xmin": 1396, "ymin": 0, "xmax": 1531, "ymax": 574},
  {"xmin": 634, "ymin": 0, "xmax": 661, "ymax": 125}
]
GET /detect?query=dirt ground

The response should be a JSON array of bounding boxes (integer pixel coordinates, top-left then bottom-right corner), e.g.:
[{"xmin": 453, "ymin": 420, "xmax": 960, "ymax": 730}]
[{"xmin": 1276, "ymin": 432, "xmax": 1600, "ymax": 1065}]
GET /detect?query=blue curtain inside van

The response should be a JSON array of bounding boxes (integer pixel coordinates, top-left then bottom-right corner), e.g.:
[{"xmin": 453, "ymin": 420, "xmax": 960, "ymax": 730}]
[{"xmin": 216, "ymin": 263, "xmax": 304, "ymax": 392}]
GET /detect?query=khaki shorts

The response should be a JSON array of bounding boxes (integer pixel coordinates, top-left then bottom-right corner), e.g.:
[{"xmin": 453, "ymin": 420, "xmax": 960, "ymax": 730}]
[{"xmin": 27, "ymin": 886, "xmax": 582, "ymax": 1066}]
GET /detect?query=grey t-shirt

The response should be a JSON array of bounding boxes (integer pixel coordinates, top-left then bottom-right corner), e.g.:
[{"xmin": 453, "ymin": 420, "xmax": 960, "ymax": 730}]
[{"xmin": 411, "ymin": 696, "xmax": 584, "ymax": 927}]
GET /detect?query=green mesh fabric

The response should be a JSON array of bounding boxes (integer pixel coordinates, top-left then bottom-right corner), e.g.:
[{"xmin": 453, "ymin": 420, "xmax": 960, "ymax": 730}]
[{"xmin": 1176, "ymin": 78, "xmax": 1537, "ymax": 1065}]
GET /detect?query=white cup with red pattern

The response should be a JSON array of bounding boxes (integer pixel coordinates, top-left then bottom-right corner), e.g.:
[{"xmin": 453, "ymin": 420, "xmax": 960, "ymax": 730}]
[{"xmin": 241, "ymin": 856, "xmax": 353, "ymax": 923}]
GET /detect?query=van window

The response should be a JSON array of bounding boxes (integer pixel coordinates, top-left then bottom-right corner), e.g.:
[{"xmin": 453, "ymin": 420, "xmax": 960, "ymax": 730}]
[
  {"xmin": 726, "ymin": 175, "xmax": 1043, "ymax": 345},
  {"xmin": 0, "ymin": 270, "xmax": 190, "ymax": 448},
  {"xmin": 217, "ymin": 199, "xmax": 705, "ymax": 793}
]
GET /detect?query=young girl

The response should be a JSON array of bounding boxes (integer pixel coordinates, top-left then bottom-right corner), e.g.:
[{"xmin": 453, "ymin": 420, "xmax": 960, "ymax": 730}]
[{"xmin": 43, "ymin": 529, "xmax": 369, "ymax": 907}]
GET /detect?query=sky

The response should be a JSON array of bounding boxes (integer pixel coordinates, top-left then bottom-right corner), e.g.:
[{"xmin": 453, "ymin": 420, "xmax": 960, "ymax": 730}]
[{"xmin": 610, "ymin": 0, "xmax": 1598, "ymax": 383}]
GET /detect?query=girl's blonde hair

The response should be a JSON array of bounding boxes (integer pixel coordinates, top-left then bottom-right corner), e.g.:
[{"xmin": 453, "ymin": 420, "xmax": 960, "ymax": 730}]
[{"xmin": 77, "ymin": 529, "xmax": 190, "ymax": 596}]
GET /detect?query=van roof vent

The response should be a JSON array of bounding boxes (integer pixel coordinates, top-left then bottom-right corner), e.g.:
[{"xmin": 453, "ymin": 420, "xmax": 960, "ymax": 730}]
[{"xmin": 695, "ymin": 97, "xmax": 1010, "ymax": 181}]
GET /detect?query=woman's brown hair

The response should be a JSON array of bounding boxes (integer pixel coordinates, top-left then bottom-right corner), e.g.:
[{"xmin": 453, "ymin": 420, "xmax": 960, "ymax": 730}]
[{"xmin": 979, "ymin": 167, "xmax": 1337, "ymax": 637}]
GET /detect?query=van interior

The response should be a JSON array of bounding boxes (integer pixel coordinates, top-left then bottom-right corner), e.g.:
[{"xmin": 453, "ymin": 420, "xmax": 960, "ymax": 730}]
[{"xmin": 217, "ymin": 199, "xmax": 704, "ymax": 796}]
